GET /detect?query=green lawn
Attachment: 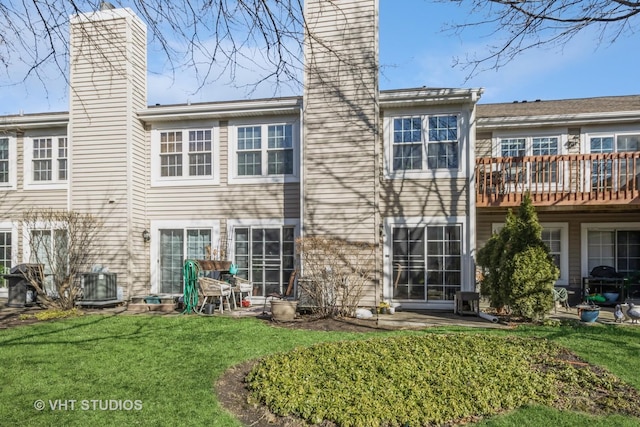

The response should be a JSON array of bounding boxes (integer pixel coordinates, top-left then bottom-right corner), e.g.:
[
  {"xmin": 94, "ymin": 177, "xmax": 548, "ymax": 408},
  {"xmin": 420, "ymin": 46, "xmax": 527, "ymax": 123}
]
[{"xmin": 0, "ymin": 314, "xmax": 639, "ymax": 426}]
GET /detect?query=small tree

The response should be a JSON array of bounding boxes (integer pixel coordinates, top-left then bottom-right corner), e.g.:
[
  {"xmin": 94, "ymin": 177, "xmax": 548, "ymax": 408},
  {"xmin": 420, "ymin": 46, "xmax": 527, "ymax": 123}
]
[
  {"xmin": 22, "ymin": 209, "xmax": 101, "ymax": 310},
  {"xmin": 477, "ymin": 194, "xmax": 559, "ymax": 320},
  {"xmin": 297, "ymin": 236, "xmax": 375, "ymax": 318}
]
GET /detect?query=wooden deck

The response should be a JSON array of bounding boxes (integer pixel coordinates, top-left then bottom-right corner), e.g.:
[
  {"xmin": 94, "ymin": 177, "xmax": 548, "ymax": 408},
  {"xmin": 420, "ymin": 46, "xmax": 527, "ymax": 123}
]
[{"xmin": 476, "ymin": 152, "xmax": 640, "ymax": 207}]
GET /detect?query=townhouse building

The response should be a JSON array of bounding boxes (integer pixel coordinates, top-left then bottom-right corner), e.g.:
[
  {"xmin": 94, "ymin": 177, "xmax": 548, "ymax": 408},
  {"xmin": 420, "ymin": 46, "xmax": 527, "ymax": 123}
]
[
  {"xmin": 1, "ymin": 2, "xmax": 638, "ymax": 311},
  {"xmin": 476, "ymin": 97, "xmax": 640, "ymax": 303}
]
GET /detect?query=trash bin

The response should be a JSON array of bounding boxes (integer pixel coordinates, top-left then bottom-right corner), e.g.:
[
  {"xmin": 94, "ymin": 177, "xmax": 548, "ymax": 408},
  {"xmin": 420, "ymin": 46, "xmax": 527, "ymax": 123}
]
[{"xmin": 4, "ymin": 264, "xmax": 44, "ymax": 308}]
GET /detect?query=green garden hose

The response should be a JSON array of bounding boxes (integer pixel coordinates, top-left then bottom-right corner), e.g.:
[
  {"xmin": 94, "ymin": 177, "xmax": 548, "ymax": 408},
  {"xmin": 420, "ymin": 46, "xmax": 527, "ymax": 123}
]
[{"xmin": 182, "ymin": 259, "xmax": 200, "ymax": 314}]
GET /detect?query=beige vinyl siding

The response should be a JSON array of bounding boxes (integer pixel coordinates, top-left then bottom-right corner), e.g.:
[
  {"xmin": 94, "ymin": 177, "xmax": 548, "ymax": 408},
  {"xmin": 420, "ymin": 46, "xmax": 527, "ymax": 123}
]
[
  {"xmin": 146, "ymin": 184, "xmax": 300, "ymax": 219},
  {"xmin": 127, "ymin": 15, "xmax": 149, "ymax": 297},
  {"xmin": 476, "ymin": 132, "xmax": 493, "ymax": 158},
  {"xmin": 380, "ymin": 179, "xmax": 469, "ymax": 218},
  {"xmin": 303, "ymin": 0, "xmax": 378, "ymax": 244},
  {"xmin": 567, "ymin": 127, "xmax": 581, "ymax": 154},
  {"xmin": 303, "ymin": 0, "xmax": 379, "ymax": 306},
  {"xmin": 219, "ymin": 121, "xmax": 229, "ymax": 181},
  {"xmin": 69, "ymin": 10, "xmax": 148, "ymax": 298}
]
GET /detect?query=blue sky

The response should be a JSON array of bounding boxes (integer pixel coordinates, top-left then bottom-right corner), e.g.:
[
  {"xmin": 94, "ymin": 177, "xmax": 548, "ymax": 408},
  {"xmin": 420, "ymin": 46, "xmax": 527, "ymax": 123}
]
[
  {"xmin": 2, "ymin": 1, "xmax": 638, "ymax": 114},
  {"xmin": 380, "ymin": 1, "xmax": 640, "ymax": 104}
]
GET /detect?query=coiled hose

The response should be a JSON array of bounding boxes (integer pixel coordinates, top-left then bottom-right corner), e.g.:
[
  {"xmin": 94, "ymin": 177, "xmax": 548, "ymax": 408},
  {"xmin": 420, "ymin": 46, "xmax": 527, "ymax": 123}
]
[{"xmin": 182, "ymin": 259, "xmax": 200, "ymax": 314}]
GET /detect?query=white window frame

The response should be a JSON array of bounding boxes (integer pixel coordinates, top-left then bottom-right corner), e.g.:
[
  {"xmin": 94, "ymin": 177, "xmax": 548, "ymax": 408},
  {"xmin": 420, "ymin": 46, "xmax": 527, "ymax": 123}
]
[
  {"xmin": 228, "ymin": 117, "xmax": 300, "ymax": 184},
  {"xmin": 384, "ymin": 108, "xmax": 470, "ymax": 180},
  {"xmin": 22, "ymin": 221, "xmax": 67, "ymax": 295},
  {"xmin": 582, "ymin": 128, "xmax": 640, "ymax": 193},
  {"xmin": 150, "ymin": 123, "xmax": 220, "ymax": 187},
  {"xmin": 149, "ymin": 219, "xmax": 221, "ymax": 294},
  {"xmin": 22, "ymin": 221, "xmax": 65, "ymax": 262},
  {"xmin": 492, "ymin": 130, "xmax": 567, "ymax": 193},
  {"xmin": 493, "ymin": 130, "xmax": 567, "ymax": 158},
  {"xmin": 0, "ymin": 135, "xmax": 17, "ymax": 190},
  {"xmin": 226, "ymin": 218, "xmax": 300, "ymax": 299},
  {"xmin": 383, "ymin": 216, "xmax": 473, "ymax": 310},
  {"xmin": 23, "ymin": 134, "xmax": 68, "ymax": 190},
  {"xmin": 0, "ymin": 221, "xmax": 19, "ymax": 294},
  {"xmin": 0, "ymin": 222, "xmax": 18, "ymax": 261},
  {"xmin": 491, "ymin": 222, "xmax": 569, "ymax": 286},
  {"xmin": 583, "ymin": 128, "xmax": 640, "ymax": 155},
  {"xmin": 581, "ymin": 222, "xmax": 640, "ymax": 278}
]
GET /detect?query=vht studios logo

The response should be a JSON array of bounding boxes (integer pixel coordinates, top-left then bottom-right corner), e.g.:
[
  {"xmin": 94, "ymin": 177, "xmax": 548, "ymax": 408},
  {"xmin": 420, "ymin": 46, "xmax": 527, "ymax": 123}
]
[{"xmin": 34, "ymin": 399, "xmax": 143, "ymax": 411}]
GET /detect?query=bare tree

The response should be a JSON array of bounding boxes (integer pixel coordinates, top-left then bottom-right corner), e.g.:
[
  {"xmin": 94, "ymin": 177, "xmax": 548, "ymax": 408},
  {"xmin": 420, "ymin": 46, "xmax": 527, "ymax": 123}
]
[
  {"xmin": 446, "ymin": 0, "xmax": 640, "ymax": 78},
  {"xmin": 297, "ymin": 236, "xmax": 375, "ymax": 318},
  {"xmin": 0, "ymin": 0, "xmax": 305, "ymax": 99},
  {"xmin": 22, "ymin": 209, "xmax": 101, "ymax": 310}
]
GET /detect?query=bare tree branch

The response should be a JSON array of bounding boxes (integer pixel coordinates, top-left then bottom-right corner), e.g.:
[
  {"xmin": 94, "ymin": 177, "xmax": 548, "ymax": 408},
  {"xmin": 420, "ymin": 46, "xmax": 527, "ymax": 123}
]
[
  {"xmin": 444, "ymin": 0, "xmax": 640, "ymax": 79},
  {"xmin": 0, "ymin": 0, "xmax": 307, "ymax": 101}
]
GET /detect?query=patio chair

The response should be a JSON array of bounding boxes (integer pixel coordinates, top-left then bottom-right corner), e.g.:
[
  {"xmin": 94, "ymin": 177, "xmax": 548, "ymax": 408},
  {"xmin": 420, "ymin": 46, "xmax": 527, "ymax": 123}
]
[
  {"xmin": 552, "ymin": 287, "xmax": 569, "ymax": 313},
  {"xmin": 231, "ymin": 276, "xmax": 253, "ymax": 307},
  {"xmin": 198, "ymin": 277, "xmax": 233, "ymax": 314}
]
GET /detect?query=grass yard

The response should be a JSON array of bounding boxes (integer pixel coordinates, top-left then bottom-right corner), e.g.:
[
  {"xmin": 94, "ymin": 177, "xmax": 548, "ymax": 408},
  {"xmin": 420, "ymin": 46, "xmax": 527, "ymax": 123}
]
[{"xmin": 0, "ymin": 314, "xmax": 639, "ymax": 426}]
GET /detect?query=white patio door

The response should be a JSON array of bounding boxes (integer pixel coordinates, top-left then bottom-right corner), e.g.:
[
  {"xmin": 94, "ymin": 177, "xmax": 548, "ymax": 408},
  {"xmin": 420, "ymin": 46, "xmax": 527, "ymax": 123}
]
[
  {"xmin": 0, "ymin": 231, "xmax": 11, "ymax": 297},
  {"xmin": 159, "ymin": 228, "xmax": 211, "ymax": 294},
  {"xmin": 234, "ymin": 226, "xmax": 295, "ymax": 297},
  {"xmin": 391, "ymin": 225, "xmax": 462, "ymax": 302}
]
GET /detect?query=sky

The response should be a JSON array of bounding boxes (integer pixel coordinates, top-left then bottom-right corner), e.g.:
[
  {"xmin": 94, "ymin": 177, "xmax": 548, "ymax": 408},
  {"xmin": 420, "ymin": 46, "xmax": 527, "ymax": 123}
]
[{"xmin": 2, "ymin": 0, "xmax": 639, "ymax": 115}]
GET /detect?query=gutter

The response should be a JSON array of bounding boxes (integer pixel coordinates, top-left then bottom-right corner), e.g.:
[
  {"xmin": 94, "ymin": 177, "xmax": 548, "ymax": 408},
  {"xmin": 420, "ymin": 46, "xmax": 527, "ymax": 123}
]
[
  {"xmin": 478, "ymin": 110, "xmax": 640, "ymax": 130},
  {"xmin": 138, "ymin": 97, "xmax": 303, "ymax": 123}
]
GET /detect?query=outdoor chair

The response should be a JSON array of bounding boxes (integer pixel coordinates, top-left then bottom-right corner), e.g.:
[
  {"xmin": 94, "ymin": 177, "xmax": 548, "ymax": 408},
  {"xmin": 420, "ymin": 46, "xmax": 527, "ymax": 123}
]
[
  {"xmin": 552, "ymin": 287, "xmax": 570, "ymax": 313},
  {"xmin": 231, "ymin": 276, "xmax": 253, "ymax": 307},
  {"xmin": 198, "ymin": 277, "xmax": 234, "ymax": 314}
]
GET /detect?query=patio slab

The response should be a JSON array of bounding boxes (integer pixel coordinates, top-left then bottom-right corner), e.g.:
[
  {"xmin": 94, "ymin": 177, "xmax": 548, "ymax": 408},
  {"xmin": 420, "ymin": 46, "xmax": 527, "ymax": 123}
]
[{"xmin": 0, "ymin": 297, "xmax": 632, "ymax": 329}]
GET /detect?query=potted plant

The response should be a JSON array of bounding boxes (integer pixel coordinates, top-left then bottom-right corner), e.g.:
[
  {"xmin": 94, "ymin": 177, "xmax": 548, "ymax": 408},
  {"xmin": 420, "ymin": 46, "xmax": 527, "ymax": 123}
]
[
  {"xmin": 378, "ymin": 301, "xmax": 390, "ymax": 314},
  {"xmin": 270, "ymin": 299, "xmax": 298, "ymax": 321},
  {"xmin": 579, "ymin": 305, "xmax": 600, "ymax": 323}
]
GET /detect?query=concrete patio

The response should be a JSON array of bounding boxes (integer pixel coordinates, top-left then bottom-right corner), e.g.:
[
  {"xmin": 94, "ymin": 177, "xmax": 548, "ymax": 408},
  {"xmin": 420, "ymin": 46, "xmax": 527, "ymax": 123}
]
[{"xmin": 0, "ymin": 297, "xmax": 630, "ymax": 330}]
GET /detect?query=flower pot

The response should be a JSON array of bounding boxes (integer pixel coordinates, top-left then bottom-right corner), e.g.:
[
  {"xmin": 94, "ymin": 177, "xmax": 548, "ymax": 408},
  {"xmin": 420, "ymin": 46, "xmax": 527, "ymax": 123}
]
[
  {"xmin": 270, "ymin": 300, "xmax": 298, "ymax": 322},
  {"xmin": 580, "ymin": 309, "xmax": 600, "ymax": 323}
]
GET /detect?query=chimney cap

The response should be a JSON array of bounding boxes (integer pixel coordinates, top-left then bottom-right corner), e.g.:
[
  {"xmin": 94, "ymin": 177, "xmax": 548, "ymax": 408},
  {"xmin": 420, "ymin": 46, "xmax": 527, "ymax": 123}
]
[{"xmin": 100, "ymin": 1, "xmax": 115, "ymax": 11}]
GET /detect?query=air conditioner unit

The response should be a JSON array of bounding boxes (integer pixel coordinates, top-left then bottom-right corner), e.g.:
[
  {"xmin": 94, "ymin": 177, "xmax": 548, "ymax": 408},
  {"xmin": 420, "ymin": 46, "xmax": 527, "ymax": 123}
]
[{"xmin": 82, "ymin": 273, "xmax": 117, "ymax": 301}]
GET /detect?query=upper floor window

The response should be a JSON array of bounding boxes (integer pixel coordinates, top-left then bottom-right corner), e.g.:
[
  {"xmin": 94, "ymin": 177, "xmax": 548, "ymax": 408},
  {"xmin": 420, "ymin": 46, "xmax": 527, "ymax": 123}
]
[
  {"xmin": 160, "ymin": 130, "xmax": 212, "ymax": 177},
  {"xmin": 495, "ymin": 135, "xmax": 562, "ymax": 185},
  {"xmin": 588, "ymin": 132, "xmax": 639, "ymax": 192},
  {"xmin": 388, "ymin": 114, "xmax": 461, "ymax": 177},
  {"xmin": 0, "ymin": 138, "xmax": 10, "ymax": 185},
  {"xmin": 589, "ymin": 133, "xmax": 639, "ymax": 154},
  {"xmin": 229, "ymin": 119, "xmax": 299, "ymax": 184},
  {"xmin": 237, "ymin": 124, "xmax": 293, "ymax": 176},
  {"xmin": 32, "ymin": 138, "xmax": 53, "ymax": 181},
  {"xmin": 24, "ymin": 136, "xmax": 67, "ymax": 189},
  {"xmin": 58, "ymin": 138, "xmax": 68, "ymax": 180},
  {"xmin": 152, "ymin": 126, "xmax": 219, "ymax": 187},
  {"xmin": 498, "ymin": 136, "xmax": 560, "ymax": 157}
]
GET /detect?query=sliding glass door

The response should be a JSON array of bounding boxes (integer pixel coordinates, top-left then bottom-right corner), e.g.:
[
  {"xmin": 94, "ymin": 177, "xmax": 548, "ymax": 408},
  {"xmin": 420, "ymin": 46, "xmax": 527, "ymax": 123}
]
[
  {"xmin": 159, "ymin": 228, "xmax": 211, "ymax": 294},
  {"xmin": 234, "ymin": 226, "xmax": 295, "ymax": 297}
]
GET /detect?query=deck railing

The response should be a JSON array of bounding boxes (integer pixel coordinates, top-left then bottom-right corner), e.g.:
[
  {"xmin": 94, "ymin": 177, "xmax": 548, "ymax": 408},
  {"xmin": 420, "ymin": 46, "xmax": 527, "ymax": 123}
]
[{"xmin": 476, "ymin": 152, "xmax": 640, "ymax": 207}]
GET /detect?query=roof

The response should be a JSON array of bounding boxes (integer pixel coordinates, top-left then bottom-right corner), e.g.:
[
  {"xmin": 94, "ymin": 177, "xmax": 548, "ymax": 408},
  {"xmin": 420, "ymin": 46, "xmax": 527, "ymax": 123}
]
[{"xmin": 477, "ymin": 95, "xmax": 640, "ymax": 119}]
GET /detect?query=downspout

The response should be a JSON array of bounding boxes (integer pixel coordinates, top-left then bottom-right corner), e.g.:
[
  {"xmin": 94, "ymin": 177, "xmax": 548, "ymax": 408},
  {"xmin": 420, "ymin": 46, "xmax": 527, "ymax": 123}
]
[{"xmin": 298, "ymin": 98, "xmax": 305, "ymax": 278}]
